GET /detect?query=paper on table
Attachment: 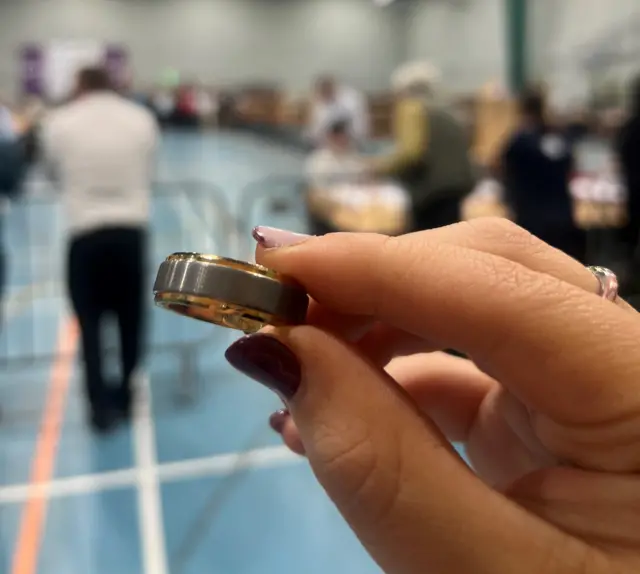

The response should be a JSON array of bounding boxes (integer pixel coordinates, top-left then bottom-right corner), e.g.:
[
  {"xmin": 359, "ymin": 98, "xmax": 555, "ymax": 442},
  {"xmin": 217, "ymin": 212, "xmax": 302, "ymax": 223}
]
[
  {"xmin": 570, "ymin": 175, "xmax": 626, "ymax": 204},
  {"xmin": 328, "ymin": 183, "xmax": 409, "ymax": 207}
]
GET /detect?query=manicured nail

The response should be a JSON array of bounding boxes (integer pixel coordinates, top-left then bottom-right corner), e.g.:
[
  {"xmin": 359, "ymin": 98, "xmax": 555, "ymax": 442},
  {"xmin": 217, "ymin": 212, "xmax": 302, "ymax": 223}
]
[
  {"xmin": 252, "ymin": 226, "xmax": 311, "ymax": 249},
  {"xmin": 225, "ymin": 334, "xmax": 301, "ymax": 400},
  {"xmin": 269, "ymin": 409, "xmax": 290, "ymax": 434}
]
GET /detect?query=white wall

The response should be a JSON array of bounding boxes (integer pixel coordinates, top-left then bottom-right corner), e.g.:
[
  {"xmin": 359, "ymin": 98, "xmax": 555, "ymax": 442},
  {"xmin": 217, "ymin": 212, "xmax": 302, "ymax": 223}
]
[
  {"xmin": 529, "ymin": 0, "xmax": 640, "ymax": 106},
  {"xmin": 4, "ymin": 0, "xmax": 640, "ymax": 103},
  {"xmin": 405, "ymin": 0, "xmax": 507, "ymax": 93},
  {"xmin": 0, "ymin": 0, "xmax": 406, "ymax": 97},
  {"xmin": 529, "ymin": 0, "xmax": 640, "ymax": 73}
]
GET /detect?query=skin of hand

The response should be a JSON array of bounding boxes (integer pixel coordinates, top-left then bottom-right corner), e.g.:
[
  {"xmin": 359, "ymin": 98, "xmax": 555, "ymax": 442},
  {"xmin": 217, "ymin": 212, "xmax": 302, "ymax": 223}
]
[{"xmin": 225, "ymin": 218, "xmax": 640, "ymax": 574}]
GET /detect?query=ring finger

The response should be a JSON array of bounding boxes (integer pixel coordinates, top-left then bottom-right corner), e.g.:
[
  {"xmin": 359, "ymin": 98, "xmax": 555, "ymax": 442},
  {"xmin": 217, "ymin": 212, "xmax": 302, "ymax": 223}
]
[{"xmin": 417, "ymin": 218, "xmax": 632, "ymax": 311}]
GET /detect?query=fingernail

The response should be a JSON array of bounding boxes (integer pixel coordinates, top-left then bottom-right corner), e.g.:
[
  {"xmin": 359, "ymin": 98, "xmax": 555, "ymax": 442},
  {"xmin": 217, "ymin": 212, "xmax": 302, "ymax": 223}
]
[
  {"xmin": 252, "ymin": 226, "xmax": 311, "ymax": 249},
  {"xmin": 225, "ymin": 334, "xmax": 301, "ymax": 400},
  {"xmin": 269, "ymin": 409, "xmax": 290, "ymax": 434}
]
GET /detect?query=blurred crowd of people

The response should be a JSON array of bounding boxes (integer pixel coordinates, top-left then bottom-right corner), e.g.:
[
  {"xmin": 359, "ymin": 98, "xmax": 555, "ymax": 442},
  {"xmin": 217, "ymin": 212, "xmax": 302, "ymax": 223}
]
[
  {"xmin": 303, "ymin": 64, "xmax": 640, "ymax": 294},
  {"xmin": 304, "ymin": 66, "xmax": 474, "ymax": 234},
  {"xmin": 3, "ymin": 60, "xmax": 640, "ymax": 430},
  {"xmin": 145, "ymin": 85, "xmax": 220, "ymax": 127}
]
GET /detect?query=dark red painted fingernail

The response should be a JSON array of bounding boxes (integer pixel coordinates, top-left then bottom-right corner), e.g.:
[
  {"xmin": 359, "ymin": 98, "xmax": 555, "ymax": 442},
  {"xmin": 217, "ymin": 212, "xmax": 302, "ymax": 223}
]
[
  {"xmin": 269, "ymin": 409, "xmax": 290, "ymax": 434},
  {"xmin": 225, "ymin": 334, "xmax": 301, "ymax": 400}
]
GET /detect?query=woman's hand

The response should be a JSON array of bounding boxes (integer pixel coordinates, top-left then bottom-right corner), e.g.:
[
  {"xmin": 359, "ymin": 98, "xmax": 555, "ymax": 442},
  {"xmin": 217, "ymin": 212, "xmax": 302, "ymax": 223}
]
[{"xmin": 225, "ymin": 219, "xmax": 640, "ymax": 574}]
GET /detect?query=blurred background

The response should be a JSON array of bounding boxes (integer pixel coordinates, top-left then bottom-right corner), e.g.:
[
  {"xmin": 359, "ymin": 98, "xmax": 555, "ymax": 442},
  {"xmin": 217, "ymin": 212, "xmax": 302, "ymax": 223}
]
[{"xmin": 1, "ymin": 0, "xmax": 640, "ymax": 572}]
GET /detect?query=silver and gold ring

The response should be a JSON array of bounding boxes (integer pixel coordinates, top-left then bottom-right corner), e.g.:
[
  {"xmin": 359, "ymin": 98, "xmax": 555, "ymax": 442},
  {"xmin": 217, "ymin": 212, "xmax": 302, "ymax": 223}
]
[
  {"xmin": 587, "ymin": 266, "xmax": 619, "ymax": 302},
  {"xmin": 153, "ymin": 253, "xmax": 309, "ymax": 334}
]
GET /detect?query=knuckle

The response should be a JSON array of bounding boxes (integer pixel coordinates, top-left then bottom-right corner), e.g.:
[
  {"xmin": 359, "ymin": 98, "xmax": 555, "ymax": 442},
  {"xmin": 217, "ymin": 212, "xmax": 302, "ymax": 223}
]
[
  {"xmin": 461, "ymin": 251, "xmax": 566, "ymax": 357},
  {"xmin": 460, "ymin": 240, "xmax": 531, "ymax": 296},
  {"xmin": 484, "ymin": 252, "xmax": 531, "ymax": 293},
  {"xmin": 466, "ymin": 217, "xmax": 544, "ymax": 251},
  {"xmin": 373, "ymin": 235, "xmax": 422, "ymax": 305},
  {"xmin": 465, "ymin": 216, "xmax": 521, "ymax": 237}
]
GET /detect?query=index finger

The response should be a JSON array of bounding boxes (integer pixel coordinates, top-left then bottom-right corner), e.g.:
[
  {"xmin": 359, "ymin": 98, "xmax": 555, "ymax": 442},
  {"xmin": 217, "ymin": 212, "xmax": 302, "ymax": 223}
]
[{"xmin": 257, "ymin": 230, "xmax": 640, "ymax": 425}]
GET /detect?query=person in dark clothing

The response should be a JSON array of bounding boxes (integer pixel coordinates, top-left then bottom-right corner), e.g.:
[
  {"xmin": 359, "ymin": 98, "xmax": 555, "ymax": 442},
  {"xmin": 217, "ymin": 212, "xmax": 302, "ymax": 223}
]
[
  {"xmin": 0, "ymin": 137, "xmax": 28, "ymax": 325},
  {"xmin": 502, "ymin": 89, "xmax": 586, "ymax": 261},
  {"xmin": 0, "ymin": 139, "xmax": 27, "ymax": 194},
  {"xmin": 67, "ymin": 227, "xmax": 146, "ymax": 422},
  {"xmin": 615, "ymin": 76, "xmax": 640, "ymax": 269}
]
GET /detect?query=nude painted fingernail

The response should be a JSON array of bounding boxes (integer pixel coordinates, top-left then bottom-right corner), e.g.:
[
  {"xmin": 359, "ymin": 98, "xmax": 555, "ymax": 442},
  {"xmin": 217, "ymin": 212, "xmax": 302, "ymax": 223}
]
[{"xmin": 252, "ymin": 226, "xmax": 311, "ymax": 249}]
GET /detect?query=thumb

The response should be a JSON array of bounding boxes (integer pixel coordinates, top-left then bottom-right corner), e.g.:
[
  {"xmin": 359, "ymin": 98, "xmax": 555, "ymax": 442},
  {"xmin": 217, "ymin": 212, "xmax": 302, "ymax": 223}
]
[{"xmin": 225, "ymin": 328, "xmax": 584, "ymax": 574}]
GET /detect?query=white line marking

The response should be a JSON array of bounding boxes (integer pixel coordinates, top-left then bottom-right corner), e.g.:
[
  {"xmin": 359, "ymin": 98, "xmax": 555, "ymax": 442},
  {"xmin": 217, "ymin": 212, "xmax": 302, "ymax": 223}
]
[
  {"xmin": 2, "ymin": 280, "xmax": 63, "ymax": 321},
  {"xmin": 156, "ymin": 444, "xmax": 299, "ymax": 482},
  {"xmin": 134, "ymin": 373, "xmax": 169, "ymax": 574},
  {"xmin": 0, "ymin": 446, "xmax": 301, "ymax": 505},
  {"xmin": 0, "ymin": 467, "xmax": 138, "ymax": 503}
]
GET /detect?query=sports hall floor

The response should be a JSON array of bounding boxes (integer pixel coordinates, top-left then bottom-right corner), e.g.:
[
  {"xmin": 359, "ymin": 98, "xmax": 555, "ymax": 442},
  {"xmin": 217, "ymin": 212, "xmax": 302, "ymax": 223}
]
[
  {"xmin": 0, "ymin": 131, "xmax": 379, "ymax": 574},
  {"xmin": 0, "ymin": 131, "xmax": 611, "ymax": 574}
]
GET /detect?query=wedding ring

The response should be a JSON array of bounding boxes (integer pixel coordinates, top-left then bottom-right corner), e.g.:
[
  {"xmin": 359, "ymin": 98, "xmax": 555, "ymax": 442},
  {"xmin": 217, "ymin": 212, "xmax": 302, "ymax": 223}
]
[
  {"xmin": 587, "ymin": 266, "xmax": 619, "ymax": 302},
  {"xmin": 153, "ymin": 253, "xmax": 309, "ymax": 333}
]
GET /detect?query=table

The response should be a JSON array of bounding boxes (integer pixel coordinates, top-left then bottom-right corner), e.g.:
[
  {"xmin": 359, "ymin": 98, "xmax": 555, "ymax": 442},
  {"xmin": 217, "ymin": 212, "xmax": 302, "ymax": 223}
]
[{"xmin": 306, "ymin": 183, "xmax": 410, "ymax": 235}]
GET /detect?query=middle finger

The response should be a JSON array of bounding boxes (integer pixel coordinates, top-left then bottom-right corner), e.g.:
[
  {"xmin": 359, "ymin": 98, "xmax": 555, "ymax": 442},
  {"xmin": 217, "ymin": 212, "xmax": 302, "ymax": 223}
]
[{"xmin": 427, "ymin": 218, "xmax": 633, "ymax": 312}]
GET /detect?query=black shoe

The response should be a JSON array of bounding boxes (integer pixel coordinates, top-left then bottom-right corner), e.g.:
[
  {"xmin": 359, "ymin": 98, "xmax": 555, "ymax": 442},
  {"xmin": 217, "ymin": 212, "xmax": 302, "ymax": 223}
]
[
  {"xmin": 110, "ymin": 392, "xmax": 133, "ymax": 422},
  {"xmin": 114, "ymin": 402, "xmax": 132, "ymax": 422},
  {"xmin": 90, "ymin": 408, "xmax": 119, "ymax": 434}
]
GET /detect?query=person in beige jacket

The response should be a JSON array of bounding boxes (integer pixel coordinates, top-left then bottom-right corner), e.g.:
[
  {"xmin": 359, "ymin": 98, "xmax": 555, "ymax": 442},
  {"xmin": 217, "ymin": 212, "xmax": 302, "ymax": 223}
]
[{"xmin": 370, "ymin": 62, "xmax": 476, "ymax": 231}]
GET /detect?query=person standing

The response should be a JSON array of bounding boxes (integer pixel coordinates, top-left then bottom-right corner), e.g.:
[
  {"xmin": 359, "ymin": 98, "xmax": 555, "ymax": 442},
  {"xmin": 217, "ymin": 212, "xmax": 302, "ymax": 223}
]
[
  {"xmin": 370, "ymin": 62, "xmax": 476, "ymax": 231},
  {"xmin": 307, "ymin": 75, "xmax": 369, "ymax": 147},
  {"xmin": 615, "ymin": 75, "xmax": 640, "ymax": 281},
  {"xmin": 42, "ymin": 67, "xmax": 159, "ymax": 432},
  {"xmin": 501, "ymin": 89, "xmax": 585, "ymax": 261}
]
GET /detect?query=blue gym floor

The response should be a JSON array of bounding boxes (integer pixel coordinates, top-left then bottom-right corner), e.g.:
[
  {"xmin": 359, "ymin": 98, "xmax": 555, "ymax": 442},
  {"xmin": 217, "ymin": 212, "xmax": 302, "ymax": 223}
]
[
  {"xmin": 0, "ymin": 131, "xmax": 379, "ymax": 574},
  {"xmin": 0, "ymin": 130, "xmax": 615, "ymax": 574}
]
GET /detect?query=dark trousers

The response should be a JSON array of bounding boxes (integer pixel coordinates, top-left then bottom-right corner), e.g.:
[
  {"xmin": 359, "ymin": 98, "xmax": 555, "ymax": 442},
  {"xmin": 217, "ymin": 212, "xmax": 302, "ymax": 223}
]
[
  {"xmin": 413, "ymin": 196, "xmax": 462, "ymax": 232},
  {"xmin": 0, "ymin": 245, "xmax": 4, "ymax": 328},
  {"xmin": 171, "ymin": 110, "xmax": 200, "ymax": 129},
  {"xmin": 67, "ymin": 226, "xmax": 146, "ymax": 415}
]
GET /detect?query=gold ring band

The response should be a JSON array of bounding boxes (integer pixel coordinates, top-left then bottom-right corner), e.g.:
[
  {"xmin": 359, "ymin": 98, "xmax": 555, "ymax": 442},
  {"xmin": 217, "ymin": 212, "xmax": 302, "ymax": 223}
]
[{"xmin": 153, "ymin": 253, "xmax": 309, "ymax": 333}]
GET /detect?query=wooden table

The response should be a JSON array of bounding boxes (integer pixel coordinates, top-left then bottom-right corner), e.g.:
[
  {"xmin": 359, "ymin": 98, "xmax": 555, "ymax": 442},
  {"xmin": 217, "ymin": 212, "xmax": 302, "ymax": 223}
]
[{"xmin": 306, "ymin": 183, "xmax": 410, "ymax": 235}]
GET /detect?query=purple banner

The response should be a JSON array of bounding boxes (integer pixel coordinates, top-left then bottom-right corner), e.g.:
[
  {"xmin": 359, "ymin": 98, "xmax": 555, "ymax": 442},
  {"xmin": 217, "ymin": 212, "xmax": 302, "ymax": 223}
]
[
  {"xmin": 20, "ymin": 44, "xmax": 45, "ymax": 96},
  {"xmin": 104, "ymin": 45, "xmax": 129, "ymax": 90}
]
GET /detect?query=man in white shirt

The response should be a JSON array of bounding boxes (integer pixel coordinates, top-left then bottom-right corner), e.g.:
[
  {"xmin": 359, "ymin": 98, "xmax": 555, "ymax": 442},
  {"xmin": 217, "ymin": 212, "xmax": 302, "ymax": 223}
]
[
  {"xmin": 0, "ymin": 103, "xmax": 17, "ymax": 141},
  {"xmin": 42, "ymin": 67, "xmax": 159, "ymax": 432},
  {"xmin": 307, "ymin": 75, "xmax": 369, "ymax": 146}
]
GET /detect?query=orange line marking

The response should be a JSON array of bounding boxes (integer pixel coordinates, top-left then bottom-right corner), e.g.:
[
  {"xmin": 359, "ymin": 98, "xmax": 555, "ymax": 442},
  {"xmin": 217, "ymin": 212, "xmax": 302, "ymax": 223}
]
[{"xmin": 11, "ymin": 318, "xmax": 78, "ymax": 574}]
